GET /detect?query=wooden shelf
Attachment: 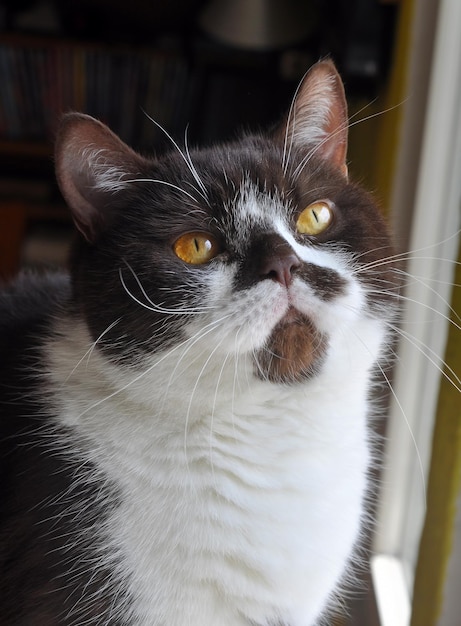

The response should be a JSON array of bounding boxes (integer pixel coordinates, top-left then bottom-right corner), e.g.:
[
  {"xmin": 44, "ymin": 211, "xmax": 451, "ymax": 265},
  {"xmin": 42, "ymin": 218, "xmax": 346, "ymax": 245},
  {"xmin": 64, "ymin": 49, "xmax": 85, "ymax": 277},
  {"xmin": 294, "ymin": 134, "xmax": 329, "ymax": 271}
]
[{"xmin": 0, "ymin": 139, "xmax": 52, "ymax": 160}]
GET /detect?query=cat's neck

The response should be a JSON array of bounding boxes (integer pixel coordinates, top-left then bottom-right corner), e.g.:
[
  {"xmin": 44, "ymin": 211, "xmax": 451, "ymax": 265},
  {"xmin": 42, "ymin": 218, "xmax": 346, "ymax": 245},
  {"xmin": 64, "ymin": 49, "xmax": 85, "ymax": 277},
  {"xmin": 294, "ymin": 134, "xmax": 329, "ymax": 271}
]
[
  {"xmin": 42, "ymin": 314, "xmax": 374, "ymax": 626},
  {"xmin": 44, "ymin": 312, "xmax": 380, "ymax": 438}
]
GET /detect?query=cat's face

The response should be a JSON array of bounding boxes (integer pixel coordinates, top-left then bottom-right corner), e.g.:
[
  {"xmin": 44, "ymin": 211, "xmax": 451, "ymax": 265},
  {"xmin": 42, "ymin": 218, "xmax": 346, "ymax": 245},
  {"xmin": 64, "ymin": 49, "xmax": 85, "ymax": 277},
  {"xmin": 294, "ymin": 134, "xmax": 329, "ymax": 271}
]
[{"xmin": 56, "ymin": 61, "xmax": 399, "ymax": 385}]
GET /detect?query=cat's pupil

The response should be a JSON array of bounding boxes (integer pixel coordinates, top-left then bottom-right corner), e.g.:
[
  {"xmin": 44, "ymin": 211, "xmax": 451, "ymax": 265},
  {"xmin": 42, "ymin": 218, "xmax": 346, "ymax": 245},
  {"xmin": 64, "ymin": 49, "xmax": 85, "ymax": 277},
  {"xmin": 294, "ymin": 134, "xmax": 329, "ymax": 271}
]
[
  {"xmin": 172, "ymin": 232, "xmax": 220, "ymax": 264},
  {"xmin": 296, "ymin": 201, "xmax": 333, "ymax": 236}
]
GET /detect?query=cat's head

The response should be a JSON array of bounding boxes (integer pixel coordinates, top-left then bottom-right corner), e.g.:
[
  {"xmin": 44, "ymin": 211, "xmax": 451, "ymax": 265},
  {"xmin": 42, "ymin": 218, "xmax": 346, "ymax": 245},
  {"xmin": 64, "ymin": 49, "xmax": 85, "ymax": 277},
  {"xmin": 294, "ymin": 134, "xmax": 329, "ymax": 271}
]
[{"xmin": 55, "ymin": 60, "xmax": 399, "ymax": 385}]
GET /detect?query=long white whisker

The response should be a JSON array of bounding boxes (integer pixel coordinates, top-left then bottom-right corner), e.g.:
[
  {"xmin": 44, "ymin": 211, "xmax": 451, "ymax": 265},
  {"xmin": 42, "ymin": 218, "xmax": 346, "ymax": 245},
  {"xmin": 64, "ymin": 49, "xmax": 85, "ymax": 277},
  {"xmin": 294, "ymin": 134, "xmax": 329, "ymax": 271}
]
[
  {"xmin": 141, "ymin": 110, "xmax": 209, "ymax": 204},
  {"xmin": 183, "ymin": 334, "xmax": 228, "ymax": 471},
  {"xmin": 291, "ymin": 101, "xmax": 406, "ymax": 182},
  {"xmin": 168, "ymin": 316, "xmax": 232, "ymax": 387},
  {"xmin": 184, "ymin": 124, "xmax": 209, "ymax": 200},
  {"xmin": 358, "ymin": 255, "xmax": 461, "ymax": 275},
  {"xmin": 365, "ymin": 283, "xmax": 461, "ymax": 332},
  {"xmin": 119, "ymin": 264, "xmax": 215, "ymax": 315},
  {"xmin": 153, "ymin": 317, "xmax": 233, "ymax": 469},
  {"xmin": 344, "ymin": 324, "xmax": 428, "ymax": 509},
  {"xmin": 64, "ymin": 319, "xmax": 121, "ymax": 382},
  {"xmin": 209, "ymin": 347, "xmax": 235, "ymax": 478},
  {"xmin": 282, "ymin": 73, "xmax": 305, "ymax": 176},
  {"xmin": 158, "ymin": 313, "xmax": 234, "ymax": 422},
  {"xmin": 375, "ymin": 356, "xmax": 427, "ymax": 510},
  {"xmin": 347, "ymin": 97, "xmax": 380, "ymax": 123},
  {"xmin": 73, "ymin": 330, "xmax": 219, "ymax": 420},
  {"xmin": 346, "ymin": 100, "xmax": 406, "ymax": 129},
  {"xmin": 389, "ymin": 323, "xmax": 461, "ymax": 393},
  {"xmin": 123, "ymin": 178, "xmax": 198, "ymax": 203},
  {"xmin": 355, "ymin": 230, "xmax": 461, "ymax": 273},
  {"xmin": 398, "ymin": 274, "xmax": 461, "ymax": 329}
]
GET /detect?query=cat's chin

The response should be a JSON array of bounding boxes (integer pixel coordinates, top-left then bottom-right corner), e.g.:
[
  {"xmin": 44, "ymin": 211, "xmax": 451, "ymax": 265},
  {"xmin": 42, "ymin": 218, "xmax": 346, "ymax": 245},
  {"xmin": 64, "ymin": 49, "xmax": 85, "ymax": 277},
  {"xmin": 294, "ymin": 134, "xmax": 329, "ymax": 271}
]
[{"xmin": 255, "ymin": 308, "xmax": 328, "ymax": 384}]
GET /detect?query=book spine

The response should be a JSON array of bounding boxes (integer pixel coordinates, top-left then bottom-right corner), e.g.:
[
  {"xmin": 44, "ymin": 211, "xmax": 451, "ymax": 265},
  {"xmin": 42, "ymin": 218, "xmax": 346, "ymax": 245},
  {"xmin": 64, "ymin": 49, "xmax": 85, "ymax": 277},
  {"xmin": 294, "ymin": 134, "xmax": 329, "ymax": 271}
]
[{"xmin": 0, "ymin": 39, "xmax": 192, "ymax": 146}]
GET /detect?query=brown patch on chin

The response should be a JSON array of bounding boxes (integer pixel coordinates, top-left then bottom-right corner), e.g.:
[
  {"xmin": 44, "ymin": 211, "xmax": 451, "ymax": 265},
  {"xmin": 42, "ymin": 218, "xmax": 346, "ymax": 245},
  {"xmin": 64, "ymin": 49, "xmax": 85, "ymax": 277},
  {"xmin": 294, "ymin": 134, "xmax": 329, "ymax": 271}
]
[{"xmin": 255, "ymin": 311, "xmax": 328, "ymax": 384}]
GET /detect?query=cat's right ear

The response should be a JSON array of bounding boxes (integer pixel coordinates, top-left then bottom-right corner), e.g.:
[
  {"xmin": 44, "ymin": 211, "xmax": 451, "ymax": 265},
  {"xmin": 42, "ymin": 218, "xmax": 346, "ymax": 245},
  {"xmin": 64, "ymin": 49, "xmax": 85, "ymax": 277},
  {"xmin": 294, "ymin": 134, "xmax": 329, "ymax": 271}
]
[{"xmin": 55, "ymin": 113, "xmax": 146, "ymax": 242}]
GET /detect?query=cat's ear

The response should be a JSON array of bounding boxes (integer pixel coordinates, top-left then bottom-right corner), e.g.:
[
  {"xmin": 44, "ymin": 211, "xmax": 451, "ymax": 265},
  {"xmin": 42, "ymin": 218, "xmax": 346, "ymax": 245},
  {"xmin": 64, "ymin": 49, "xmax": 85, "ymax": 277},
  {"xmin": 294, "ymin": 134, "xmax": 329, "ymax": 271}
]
[
  {"xmin": 55, "ymin": 113, "xmax": 146, "ymax": 242},
  {"xmin": 279, "ymin": 59, "xmax": 348, "ymax": 177}
]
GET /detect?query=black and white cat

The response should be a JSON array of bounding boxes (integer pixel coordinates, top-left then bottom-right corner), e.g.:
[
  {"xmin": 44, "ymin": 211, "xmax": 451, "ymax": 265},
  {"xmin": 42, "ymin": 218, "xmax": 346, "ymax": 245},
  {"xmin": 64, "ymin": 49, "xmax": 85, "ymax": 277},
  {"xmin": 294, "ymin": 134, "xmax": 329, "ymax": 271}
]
[{"xmin": 0, "ymin": 60, "xmax": 400, "ymax": 625}]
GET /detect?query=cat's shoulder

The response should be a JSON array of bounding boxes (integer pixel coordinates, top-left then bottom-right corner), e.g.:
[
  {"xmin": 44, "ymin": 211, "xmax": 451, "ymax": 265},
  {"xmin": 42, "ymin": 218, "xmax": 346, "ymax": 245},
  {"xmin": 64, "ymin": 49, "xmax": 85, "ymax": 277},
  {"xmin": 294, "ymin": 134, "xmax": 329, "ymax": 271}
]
[
  {"xmin": 0, "ymin": 272, "xmax": 71, "ymax": 413},
  {"xmin": 0, "ymin": 271, "xmax": 70, "ymax": 324},
  {"xmin": 0, "ymin": 272, "xmax": 70, "ymax": 350}
]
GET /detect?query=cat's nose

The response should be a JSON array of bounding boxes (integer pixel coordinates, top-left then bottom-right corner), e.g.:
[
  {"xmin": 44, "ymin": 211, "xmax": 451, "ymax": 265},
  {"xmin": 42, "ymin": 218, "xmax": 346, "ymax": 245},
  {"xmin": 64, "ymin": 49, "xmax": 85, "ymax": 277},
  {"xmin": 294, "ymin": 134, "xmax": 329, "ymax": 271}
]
[{"xmin": 258, "ymin": 235, "xmax": 301, "ymax": 288}]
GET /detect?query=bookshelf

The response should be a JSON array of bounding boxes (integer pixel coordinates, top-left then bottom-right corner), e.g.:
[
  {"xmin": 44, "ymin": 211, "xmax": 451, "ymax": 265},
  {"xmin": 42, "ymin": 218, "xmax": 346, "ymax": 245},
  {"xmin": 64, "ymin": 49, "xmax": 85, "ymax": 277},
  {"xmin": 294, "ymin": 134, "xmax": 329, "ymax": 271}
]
[
  {"xmin": 0, "ymin": 32, "xmax": 198, "ymax": 280},
  {"xmin": 0, "ymin": 32, "xmax": 300, "ymax": 281},
  {"xmin": 0, "ymin": 0, "xmax": 396, "ymax": 282},
  {"xmin": 0, "ymin": 35, "xmax": 194, "ymax": 150}
]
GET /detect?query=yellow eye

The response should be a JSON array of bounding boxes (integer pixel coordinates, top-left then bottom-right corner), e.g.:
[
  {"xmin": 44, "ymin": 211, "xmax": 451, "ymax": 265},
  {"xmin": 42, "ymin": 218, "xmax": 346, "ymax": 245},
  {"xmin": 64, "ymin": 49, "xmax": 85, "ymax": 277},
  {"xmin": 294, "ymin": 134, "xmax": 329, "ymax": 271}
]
[
  {"xmin": 173, "ymin": 232, "xmax": 221, "ymax": 265},
  {"xmin": 296, "ymin": 201, "xmax": 334, "ymax": 236}
]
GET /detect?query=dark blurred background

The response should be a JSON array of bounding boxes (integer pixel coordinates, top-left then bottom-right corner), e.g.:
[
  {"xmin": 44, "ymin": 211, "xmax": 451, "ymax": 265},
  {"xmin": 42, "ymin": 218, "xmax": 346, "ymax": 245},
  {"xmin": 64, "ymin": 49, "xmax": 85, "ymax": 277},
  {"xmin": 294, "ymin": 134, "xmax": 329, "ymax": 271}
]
[{"xmin": 0, "ymin": 0, "xmax": 398, "ymax": 283}]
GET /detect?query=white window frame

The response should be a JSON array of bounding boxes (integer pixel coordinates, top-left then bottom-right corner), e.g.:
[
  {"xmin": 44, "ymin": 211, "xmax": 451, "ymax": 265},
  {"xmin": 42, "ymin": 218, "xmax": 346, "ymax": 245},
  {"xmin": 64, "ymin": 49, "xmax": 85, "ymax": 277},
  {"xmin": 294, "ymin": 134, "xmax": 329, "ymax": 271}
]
[{"xmin": 372, "ymin": 0, "xmax": 461, "ymax": 624}]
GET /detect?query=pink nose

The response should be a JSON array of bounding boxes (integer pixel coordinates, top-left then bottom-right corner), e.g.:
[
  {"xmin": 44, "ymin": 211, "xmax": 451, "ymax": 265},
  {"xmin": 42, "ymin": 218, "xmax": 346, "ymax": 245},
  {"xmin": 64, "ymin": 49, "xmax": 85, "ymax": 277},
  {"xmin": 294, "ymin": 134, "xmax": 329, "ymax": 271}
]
[
  {"xmin": 259, "ymin": 251, "xmax": 301, "ymax": 287},
  {"xmin": 256, "ymin": 234, "xmax": 301, "ymax": 287}
]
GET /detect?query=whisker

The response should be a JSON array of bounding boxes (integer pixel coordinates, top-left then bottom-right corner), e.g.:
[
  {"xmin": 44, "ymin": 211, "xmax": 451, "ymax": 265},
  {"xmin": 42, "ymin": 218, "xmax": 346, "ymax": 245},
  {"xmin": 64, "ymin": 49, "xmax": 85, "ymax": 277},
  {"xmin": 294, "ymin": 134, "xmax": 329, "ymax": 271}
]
[
  {"xmin": 343, "ymin": 323, "xmax": 428, "ymax": 509},
  {"xmin": 183, "ymin": 334, "xmax": 228, "ymax": 470},
  {"xmin": 347, "ymin": 97, "xmax": 380, "ymax": 124},
  {"xmin": 158, "ymin": 313, "xmax": 234, "ymax": 420},
  {"xmin": 389, "ymin": 322, "xmax": 461, "ymax": 393},
  {"xmin": 167, "ymin": 316, "xmax": 233, "ymax": 387},
  {"xmin": 230, "ymin": 325, "xmax": 247, "ymax": 438},
  {"xmin": 64, "ymin": 319, "xmax": 121, "ymax": 382},
  {"xmin": 376, "ymin": 356, "xmax": 427, "ymax": 510},
  {"xmin": 365, "ymin": 282, "xmax": 461, "ymax": 331},
  {"xmin": 396, "ymin": 272, "xmax": 461, "ymax": 328},
  {"xmin": 208, "ymin": 347, "xmax": 239, "ymax": 491},
  {"xmin": 119, "ymin": 263, "xmax": 216, "ymax": 315},
  {"xmin": 72, "ymin": 330, "xmax": 215, "ymax": 420},
  {"xmin": 347, "ymin": 100, "xmax": 406, "ymax": 130},
  {"xmin": 282, "ymin": 73, "xmax": 305, "ymax": 175},
  {"xmin": 290, "ymin": 100, "xmax": 406, "ymax": 182},
  {"xmin": 141, "ymin": 110, "xmax": 209, "ymax": 204},
  {"xmin": 357, "ymin": 254, "xmax": 461, "ymax": 275},
  {"xmin": 355, "ymin": 230, "xmax": 461, "ymax": 274},
  {"xmin": 123, "ymin": 178, "xmax": 198, "ymax": 203},
  {"xmin": 184, "ymin": 124, "xmax": 209, "ymax": 200}
]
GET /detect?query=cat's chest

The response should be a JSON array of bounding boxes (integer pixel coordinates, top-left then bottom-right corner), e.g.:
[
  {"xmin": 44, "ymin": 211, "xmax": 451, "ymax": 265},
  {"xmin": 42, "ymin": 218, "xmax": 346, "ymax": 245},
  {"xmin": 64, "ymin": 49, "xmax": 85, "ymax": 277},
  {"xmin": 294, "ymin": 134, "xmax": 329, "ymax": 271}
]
[
  {"xmin": 46, "ymin": 325, "xmax": 374, "ymax": 625},
  {"xmin": 94, "ymin": 386, "xmax": 370, "ymax": 626}
]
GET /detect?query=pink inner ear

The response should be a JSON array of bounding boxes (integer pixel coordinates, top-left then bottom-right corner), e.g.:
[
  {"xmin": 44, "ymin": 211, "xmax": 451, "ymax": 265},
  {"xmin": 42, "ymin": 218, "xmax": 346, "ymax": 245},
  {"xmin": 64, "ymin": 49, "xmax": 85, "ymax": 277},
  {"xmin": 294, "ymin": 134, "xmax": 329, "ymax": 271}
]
[
  {"xmin": 57, "ymin": 161, "xmax": 102, "ymax": 243},
  {"xmin": 317, "ymin": 73, "xmax": 348, "ymax": 173},
  {"xmin": 55, "ymin": 113, "xmax": 143, "ymax": 243},
  {"xmin": 284, "ymin": 60, "xmax": 349, "ymax": 177}
]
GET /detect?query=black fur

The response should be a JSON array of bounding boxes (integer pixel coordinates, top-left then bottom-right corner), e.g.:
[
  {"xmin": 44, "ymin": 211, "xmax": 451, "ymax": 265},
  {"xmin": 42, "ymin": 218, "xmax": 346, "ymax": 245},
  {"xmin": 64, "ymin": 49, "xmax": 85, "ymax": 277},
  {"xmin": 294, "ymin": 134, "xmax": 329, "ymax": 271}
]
[{"xmin": 0, "ymin": 275, "xmax": 124, "ymax": 625}]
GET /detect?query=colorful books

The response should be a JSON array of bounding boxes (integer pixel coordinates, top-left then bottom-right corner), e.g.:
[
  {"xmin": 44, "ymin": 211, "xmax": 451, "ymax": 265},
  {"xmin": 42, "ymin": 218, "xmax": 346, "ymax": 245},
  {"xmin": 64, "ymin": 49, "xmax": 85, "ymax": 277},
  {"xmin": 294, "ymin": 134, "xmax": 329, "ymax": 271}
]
[{"xmin": 0, "ymin": 39, "xmax": 193, "ymax": 150}]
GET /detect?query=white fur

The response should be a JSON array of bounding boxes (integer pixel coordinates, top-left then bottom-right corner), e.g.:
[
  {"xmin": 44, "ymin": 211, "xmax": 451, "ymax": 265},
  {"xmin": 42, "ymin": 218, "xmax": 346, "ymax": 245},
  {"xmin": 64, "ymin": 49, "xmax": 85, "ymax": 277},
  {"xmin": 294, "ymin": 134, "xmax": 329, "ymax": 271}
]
[
  {"xmin": 288, "ymin": 73, "xmax": 337, "ymax": 154},
  {"xmin": 44, "ymin": 184, "xmax": 389, "ymax": 625},
  {"xmin": 82, "ymin": 146, "xmax": 132, "ymax": 192}
]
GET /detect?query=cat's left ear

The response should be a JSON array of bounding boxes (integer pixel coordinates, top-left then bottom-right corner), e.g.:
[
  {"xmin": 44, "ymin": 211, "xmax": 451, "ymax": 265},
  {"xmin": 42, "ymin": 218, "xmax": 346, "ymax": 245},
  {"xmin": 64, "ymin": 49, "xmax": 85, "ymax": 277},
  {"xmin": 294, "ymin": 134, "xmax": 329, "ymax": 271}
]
[{"xmin": 278, "ymin": 59, "xmax": 348, "ymax": 178}]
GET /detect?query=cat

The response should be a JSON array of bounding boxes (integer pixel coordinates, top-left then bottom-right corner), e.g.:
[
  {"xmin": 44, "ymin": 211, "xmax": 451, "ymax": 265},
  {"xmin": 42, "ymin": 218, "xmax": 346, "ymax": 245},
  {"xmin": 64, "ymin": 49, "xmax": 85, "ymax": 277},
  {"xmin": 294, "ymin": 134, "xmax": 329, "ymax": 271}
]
[{"xmin": 0, "ymin": 60, "xmax": 401, "ymax": 625}]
